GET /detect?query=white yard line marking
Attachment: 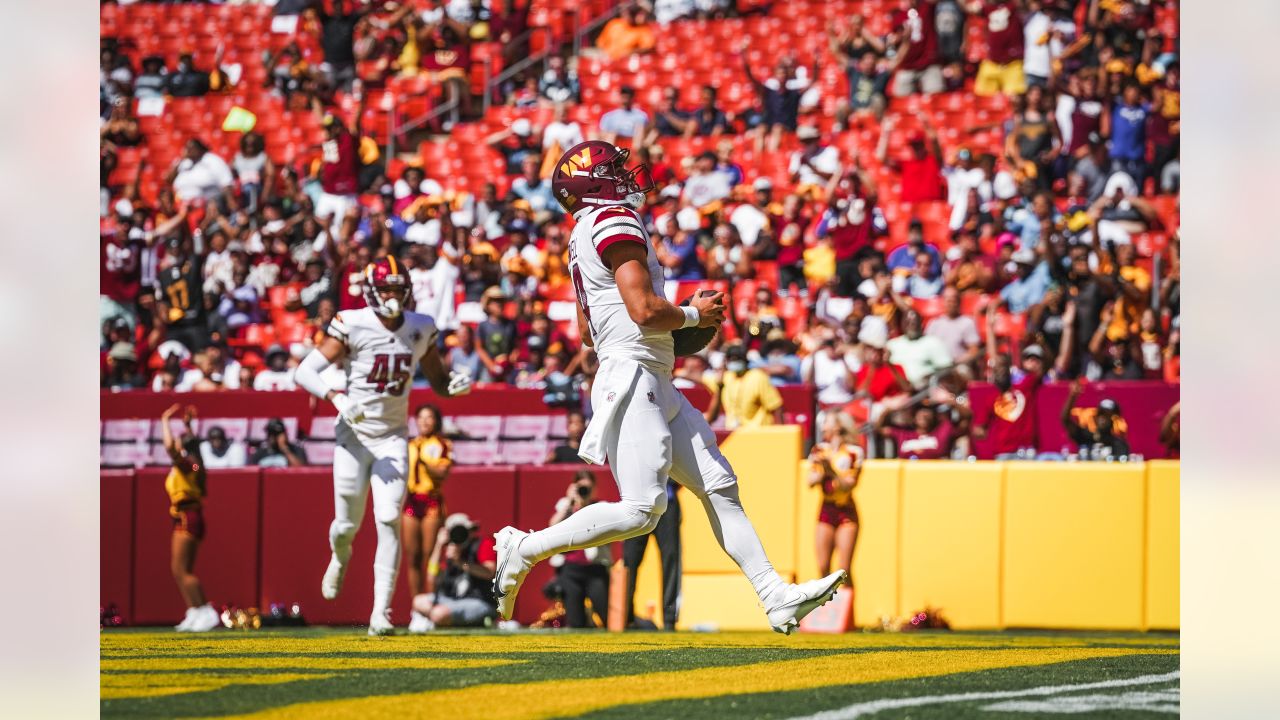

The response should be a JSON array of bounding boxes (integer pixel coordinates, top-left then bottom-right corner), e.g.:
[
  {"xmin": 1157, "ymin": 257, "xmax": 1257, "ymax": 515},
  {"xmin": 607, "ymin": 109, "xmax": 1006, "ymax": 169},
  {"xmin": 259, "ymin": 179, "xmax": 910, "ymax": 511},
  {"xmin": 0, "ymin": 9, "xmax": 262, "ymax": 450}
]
[
  {"xmin": 784, "ymin": 671, "xmax": 1181, "ymax": 720},
  {"xmin": 983, "ymin": 688, "xmax": 1180, "ymax": 714}
]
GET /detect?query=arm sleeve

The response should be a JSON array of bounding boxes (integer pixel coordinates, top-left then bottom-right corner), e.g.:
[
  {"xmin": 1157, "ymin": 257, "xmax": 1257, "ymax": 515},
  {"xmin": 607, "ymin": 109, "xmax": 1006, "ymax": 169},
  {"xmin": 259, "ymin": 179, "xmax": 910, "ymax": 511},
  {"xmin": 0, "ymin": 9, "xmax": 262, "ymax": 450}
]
[{"xmin": 293, "ymin": 348, "xmax": 335, "ymax": 400}]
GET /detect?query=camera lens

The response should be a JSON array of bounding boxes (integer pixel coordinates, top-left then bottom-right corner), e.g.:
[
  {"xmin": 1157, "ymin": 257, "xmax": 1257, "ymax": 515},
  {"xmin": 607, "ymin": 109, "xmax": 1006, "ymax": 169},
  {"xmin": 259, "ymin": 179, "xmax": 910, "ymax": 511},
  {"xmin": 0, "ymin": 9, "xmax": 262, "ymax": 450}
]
[
  {"xmin": 448, "ymin": 525, "xmax": 470, "ymax": 545},
  {"xmin": 576, "ymin": 485, "xmax": 591, "ymax": 498}
]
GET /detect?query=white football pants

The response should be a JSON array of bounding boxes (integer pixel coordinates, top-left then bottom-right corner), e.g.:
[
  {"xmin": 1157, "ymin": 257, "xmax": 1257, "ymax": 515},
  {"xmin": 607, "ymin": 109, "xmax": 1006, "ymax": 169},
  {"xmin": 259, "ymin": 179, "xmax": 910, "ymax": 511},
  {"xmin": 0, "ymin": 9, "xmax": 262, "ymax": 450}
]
[
  {"xmin": 331, "ymin": 423, "xmax": 407, "ymax": 619},
  {"xmin": 520, "ymin": 360, "xmax": 786, "ymax": 603}
]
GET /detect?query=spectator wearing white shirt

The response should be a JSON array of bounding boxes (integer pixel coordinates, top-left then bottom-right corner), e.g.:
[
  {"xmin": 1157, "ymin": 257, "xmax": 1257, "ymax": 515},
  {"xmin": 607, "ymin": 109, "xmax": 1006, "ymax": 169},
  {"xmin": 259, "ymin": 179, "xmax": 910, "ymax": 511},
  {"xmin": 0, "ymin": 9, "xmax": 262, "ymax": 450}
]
[
  {"xmin": 598, "ymin": 86, "xmax": 648, "ymax": 146},
  {"xmin": 681, "ymin": 152, "xmax": 733, "ymax": 210},
  {"xmin": 926, "ymin": 286, "xmax": 982, "ymax": 367},
  {"xmin": 176, "ymin": 344, "xmax": 243, "ymax": 392},
  {"xmin": 789, "ymin": 126, "xmax": 842, "ymax": 191},
  {"xmin": 1021, "ymin": 1, "xmax": 1075, "ymax": 87},
  {"xmin": 886, "ymin": 311, "xmax": 955, "ymax": 389},
  {"xmin": 407, "ymin": 244, "xmax": 459, "ymax": 330},
  {"xmin": 169, "ymin": 139, "xmax": 234, "ymax": 204},
  {"xmin": 730, "ymin": 178, "xmax": 778, "ymax": 252},
  {"xmin": 200, "ymin": 426, "xmax": 248, "ymax": 469},
  {"xmin": 802, "ymin": 335, "xmax": 858, "ymax": 410},
  {"xmin": 255, "ymin": 345, "xmax": 297, "ymax": 391},
  {"xmin": 542, "ymin": 103, "xmax": 585, "ymax": 158},
  {"xmin": 943, "ymin": 148, "xmax": 989, "ymax": 230}
]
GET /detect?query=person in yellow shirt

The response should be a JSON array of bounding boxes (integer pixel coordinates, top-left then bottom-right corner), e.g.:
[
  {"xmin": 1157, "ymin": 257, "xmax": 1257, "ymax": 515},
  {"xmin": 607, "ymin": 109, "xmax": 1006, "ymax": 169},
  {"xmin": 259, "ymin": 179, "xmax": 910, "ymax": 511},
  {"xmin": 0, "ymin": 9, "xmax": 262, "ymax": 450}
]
[
  {"xmin": 1098, "ymin": 241, "xmax": 1151, "ymax": 341},
  {"xmin": 404, "ymin": 404, "xmax": 453, "ymax": 633},
  {"xmin": 709, "ymin": 344, "xmax": 784, "ymax": 429},
  {"xmin": 806, "ymin": 412, "xmax": 863, "ymax": 582},
  {"xmin": 160, "ymin": 403, "xmax": 220, "ymax": 632}
]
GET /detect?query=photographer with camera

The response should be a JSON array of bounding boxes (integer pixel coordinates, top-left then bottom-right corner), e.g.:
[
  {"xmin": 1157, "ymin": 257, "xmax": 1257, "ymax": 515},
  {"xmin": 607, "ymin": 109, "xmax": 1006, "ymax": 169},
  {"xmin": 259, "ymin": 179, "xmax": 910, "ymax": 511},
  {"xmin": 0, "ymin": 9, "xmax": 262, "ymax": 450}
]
[
  {"xmin": 410, "ymin": 513, "xmax": 497, "ymax": 630},
  {"xmin": 550, "ymin": 471, "xmax": 613, "ymax": 628},
  {"xmin": 249, "ymin": 418, "xmax": 307, "ymax": 468}
]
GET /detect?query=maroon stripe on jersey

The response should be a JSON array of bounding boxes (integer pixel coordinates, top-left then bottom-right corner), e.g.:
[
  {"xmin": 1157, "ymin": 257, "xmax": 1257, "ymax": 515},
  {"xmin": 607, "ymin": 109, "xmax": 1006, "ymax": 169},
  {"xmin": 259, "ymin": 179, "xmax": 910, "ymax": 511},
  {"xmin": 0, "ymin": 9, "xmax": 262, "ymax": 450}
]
[{"xmin": 596, "ymin": 233, "xmax": 647, "ymax": 253}]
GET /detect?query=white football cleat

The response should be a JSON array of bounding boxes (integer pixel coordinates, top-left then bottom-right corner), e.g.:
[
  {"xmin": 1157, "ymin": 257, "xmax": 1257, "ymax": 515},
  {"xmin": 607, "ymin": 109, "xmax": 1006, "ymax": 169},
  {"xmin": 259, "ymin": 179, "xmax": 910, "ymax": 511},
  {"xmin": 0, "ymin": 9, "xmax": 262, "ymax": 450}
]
[
  {"xmin": 174, "ymin": 607, "xmax": 197, "ymax": 632},
  {"xmin": 186, "ymin": 604, "xmax": 222, "ymax": 633},
  {"xmin": 766, "ymin": 570, "xmax": 848, "ymax": 635},
  {"xmin": 408, "ymin": 611, "xmax": 435, "ymax": 634},
  {"xmin": 368, "ymin": 610, "xmax": 395, "ymax": 636},
  {"xmin": 321, "ymin": 555, "xmax": 346, "ymax": 601},
  {"xmin": 492, "ymin": 526, "xmax": 533, "ymax": 621}
]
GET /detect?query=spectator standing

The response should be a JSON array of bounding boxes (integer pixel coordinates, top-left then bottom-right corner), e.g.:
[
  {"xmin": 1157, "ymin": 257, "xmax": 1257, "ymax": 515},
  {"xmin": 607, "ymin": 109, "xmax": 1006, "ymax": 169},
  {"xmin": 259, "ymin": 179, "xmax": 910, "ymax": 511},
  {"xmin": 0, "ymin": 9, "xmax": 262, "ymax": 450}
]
[
  {"xmin": 318, "ymin": 0, "xmax": 363, "ymax": 91},
  {"xmin": 743, "ymin": 52, "xmax": 805, "ymax": 151},
  {"xmin": 159, "ymin": 404, "xmax": 221, "ymax": 632},
  {"xmin": 548, "ymin": 410, "xmax": 587, "ymax": 463},
  {"xmin": 710, "ymin": 344, "xmax": 784, "ymax": 429},
  {"xmin": 879, "ymin": 117, "xmax": 945, "ymax": 203},
  {"xmin": 445, "ymin": 324, "xmax": 484, "ymax": 380},
  {"xmin": 973, "ymin": 353, "xmax": 1042, "ymax": 458},
  {"xmin": 250, "ymin": 418, "xmax": 307, "ymax": 468},
  {"xmin": 476, "ymin": 287, "xmax": 516, "ymax": 381},
  {"xmin": 1021, "ymin": 0, "xmax": 1074, "ymax": 87},
  {"xmin": 1106, "ymin": 81, "xmax": 1152, "ymax": 186},
  {"xmin": 971, "ymin": 0, "xmax": 1026, "ymax": 97},
  {"xmin": 550, "ymin": 472, "xmax": 613, "ymax": 628},
  {"xmin": 200, "ymin": 425, "xmax": 247, "ymax": 470},
  {"xmin": 888, "ymin": 0, "xmax": 943, "ymax": 96},
  {"xmin": 232, "ymin": 132, "xmax": 275, "ymax": 214},
  {"xmin": 313, "ymin": 96, "xmax": 366, "ymax": 232},
  {"xmin": 802, "ymin": 334, "xmax": 858, "ymax": 411},
  {"xmin": 999, "ymin": 247, "xmax": 1051, "ymax": 314},
  {"xmin": 622, "ymin": 478, "xmax": 682, "ymax": 630},
  {"xmin": 542, "ymin": 103, "xmax": 585, "ymax": 160},
  {"xmin": 1061, "ymin": 383, "xmax": 1131, "ymax": 459}
]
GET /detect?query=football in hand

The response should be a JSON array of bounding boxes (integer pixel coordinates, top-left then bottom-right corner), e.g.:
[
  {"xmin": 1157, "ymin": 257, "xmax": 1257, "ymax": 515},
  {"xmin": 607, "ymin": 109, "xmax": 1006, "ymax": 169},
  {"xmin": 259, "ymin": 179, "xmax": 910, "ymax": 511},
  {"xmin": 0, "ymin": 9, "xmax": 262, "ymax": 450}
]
[{"xmin": 671, "ymin": 291, "xmax": 720, "ymax": 357}]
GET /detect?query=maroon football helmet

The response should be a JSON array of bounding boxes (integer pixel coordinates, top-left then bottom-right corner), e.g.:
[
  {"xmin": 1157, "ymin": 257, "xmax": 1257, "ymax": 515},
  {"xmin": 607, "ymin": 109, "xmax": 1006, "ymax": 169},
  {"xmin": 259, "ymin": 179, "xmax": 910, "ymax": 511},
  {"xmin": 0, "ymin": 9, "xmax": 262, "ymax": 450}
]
[
  {"xmin": 363, "ymin": 256, "xmax": 410, "ymax": 318},
  {"xmin": 550, "ymin": 140, "xmax": 654, "ymax": 214}
]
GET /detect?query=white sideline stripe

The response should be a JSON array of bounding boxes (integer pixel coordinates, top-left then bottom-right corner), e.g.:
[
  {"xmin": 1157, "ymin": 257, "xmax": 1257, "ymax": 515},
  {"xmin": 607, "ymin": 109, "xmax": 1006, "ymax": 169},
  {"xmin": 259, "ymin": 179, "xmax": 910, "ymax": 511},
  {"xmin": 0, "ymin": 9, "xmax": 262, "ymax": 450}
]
[{"xmin": 784, "ymin": 671, "xmax": 1180, "ymax": 720}]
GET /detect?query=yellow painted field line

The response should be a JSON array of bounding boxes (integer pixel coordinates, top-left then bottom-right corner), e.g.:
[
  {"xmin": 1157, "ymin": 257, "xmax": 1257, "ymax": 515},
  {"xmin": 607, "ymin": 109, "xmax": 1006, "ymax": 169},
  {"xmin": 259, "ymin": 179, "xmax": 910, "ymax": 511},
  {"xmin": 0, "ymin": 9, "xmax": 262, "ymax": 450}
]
[
  {"xmin": 102, "ymin": 672, "xmax": 333, "ymax": 700},
  {"xmin": 102, "ymin": 657, "xmax": 518, "ymax": 672},
  {"xmin": 212, "ymin": 647, "xmax": 1175, "ymax": 720},
  {"xmin": 101, "ymin": 631, "xmax": 1178, "ymax": 659}
]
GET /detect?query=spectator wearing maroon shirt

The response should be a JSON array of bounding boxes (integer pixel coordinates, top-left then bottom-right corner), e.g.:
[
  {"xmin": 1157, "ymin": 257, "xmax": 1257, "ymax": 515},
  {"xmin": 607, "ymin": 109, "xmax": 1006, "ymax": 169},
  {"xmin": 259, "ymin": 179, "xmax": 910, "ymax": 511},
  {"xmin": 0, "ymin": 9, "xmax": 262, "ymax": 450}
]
[
  {"xmin": 819, "ymin": 165, "xmax": 880, "ymax": 297},
  {"xmin": 878, "ymin": 116, "xmax": 945, "ymax": 203},
  {"xmin": 888, "ymin": 0, "xmax": 942, "ymax": 97},
  {"xmin": 973, "ymin": 353, "xmax": 1043, "ymax": 458},
  {"xmin": 878, "ymin": 400, "xmax": 969, "ymax": 459},
  {"xmin": 971, "ymin": 0, "xmax": 1026, "ymax": 97},
  {"xmin": 312, "ymin": 89, "xmax": 366, "ymax": 234},
  {"xmin": 773, "ymin": 194, "xmax": 810, "ymax": 295}
]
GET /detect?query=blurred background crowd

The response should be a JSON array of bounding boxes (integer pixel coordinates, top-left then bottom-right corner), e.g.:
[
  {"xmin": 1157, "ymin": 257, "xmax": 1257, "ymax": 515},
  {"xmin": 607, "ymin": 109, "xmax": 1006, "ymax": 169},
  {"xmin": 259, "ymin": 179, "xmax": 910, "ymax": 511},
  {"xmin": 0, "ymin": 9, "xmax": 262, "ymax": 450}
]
[{"xmin": 100, "ymin": 0, "xmax": 1180, "ymax": 461}]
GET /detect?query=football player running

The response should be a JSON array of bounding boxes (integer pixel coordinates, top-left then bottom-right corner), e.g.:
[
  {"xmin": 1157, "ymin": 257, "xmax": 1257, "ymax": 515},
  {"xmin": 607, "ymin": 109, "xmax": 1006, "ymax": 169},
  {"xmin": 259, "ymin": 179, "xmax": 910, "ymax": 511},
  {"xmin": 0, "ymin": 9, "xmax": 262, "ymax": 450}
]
[
  {"xmin": 294, "ymin": 256, "xmax": 473, "ymax": 635},
  {"xmin": 492, "ymin": 141, "xmax": 846, "ymax": 634}
]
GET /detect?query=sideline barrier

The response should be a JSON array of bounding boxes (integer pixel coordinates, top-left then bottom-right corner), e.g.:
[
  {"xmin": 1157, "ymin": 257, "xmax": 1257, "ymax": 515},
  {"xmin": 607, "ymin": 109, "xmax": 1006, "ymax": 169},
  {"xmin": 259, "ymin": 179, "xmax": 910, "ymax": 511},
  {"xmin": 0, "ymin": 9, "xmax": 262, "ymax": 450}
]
[{"xmin": 101, "ymin": 446, "xmax": 1180, "ymax": 629}]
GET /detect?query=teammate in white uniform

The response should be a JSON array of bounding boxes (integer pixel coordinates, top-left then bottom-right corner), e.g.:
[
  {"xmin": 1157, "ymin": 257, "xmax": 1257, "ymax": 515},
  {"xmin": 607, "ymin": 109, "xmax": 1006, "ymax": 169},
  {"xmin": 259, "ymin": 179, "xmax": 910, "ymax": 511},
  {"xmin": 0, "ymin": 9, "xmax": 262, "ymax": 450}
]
[
  {"xmin": 492, "ymin": 140, "xmax": 846, "ymax": 634},
  {"xmin": 293, "ymin": 256, "xmax": 473, "ymax": 635}
]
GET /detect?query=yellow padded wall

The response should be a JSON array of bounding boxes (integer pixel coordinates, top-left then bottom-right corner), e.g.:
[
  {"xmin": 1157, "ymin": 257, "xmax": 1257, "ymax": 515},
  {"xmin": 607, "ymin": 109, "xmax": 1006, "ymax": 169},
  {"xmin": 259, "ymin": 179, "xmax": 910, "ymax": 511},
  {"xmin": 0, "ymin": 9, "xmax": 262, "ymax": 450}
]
[
  {"xmin": 898, "ymin": 461, "xmax": 1003, "ymax": 628},
  {"xmin": 1003, "ymin": 463, "xmax": 1146, "ymax": 629},
  {"xmin": 678, "ymin": 426, "xmax": 801, "ymax": 576},
  {"xmin": 1146, "ymin": 460, "xmax": 1180, "ymax": 629}
]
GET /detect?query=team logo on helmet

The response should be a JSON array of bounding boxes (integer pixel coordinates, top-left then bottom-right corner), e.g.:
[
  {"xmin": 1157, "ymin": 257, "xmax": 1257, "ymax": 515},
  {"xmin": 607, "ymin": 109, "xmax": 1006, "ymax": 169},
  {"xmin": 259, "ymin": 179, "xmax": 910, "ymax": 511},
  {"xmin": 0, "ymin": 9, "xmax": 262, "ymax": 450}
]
[
  {"xmin": 363, "ymin": 256, "xmax": 409, "ymax": 319},
  {"xmin": 550, "ymin": 140, "xmax": 655, "ymax": 214}
]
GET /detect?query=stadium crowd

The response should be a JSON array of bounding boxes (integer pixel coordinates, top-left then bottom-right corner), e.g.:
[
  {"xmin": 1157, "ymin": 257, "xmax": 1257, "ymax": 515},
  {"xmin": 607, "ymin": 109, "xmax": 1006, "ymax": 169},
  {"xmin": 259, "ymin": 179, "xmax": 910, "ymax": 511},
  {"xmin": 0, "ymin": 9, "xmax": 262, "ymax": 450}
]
[{"xmin": 100, "ymin": 0, "xmax": 1180, "ymax": 461}]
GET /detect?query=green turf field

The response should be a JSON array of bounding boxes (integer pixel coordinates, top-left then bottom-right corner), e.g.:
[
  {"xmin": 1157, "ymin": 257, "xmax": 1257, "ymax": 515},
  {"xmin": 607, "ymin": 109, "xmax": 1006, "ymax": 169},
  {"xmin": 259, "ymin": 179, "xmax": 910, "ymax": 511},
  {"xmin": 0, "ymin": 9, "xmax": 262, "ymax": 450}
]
[{"xmin": 101, "ymin": 628, "xmax": 1178, "ymax": 719}]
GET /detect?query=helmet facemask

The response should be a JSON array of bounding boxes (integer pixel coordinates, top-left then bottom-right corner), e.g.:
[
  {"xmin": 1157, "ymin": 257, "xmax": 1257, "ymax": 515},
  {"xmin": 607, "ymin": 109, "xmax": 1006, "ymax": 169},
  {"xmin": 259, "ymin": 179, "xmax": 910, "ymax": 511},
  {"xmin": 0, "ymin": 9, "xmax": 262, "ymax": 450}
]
[
  {"xmin": 591, "ymin": 148, "xmax": 655, "ymax": 209},
  {"xmin": 365, "ymin": 278, "xmax": 409, "ymax": 318}
]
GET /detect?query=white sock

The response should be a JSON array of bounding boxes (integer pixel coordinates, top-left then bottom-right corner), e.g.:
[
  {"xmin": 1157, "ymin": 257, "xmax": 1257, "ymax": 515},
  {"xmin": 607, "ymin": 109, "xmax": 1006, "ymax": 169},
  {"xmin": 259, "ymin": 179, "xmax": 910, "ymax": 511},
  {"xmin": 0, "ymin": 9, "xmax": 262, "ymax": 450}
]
[
  {"xmin": 699, "ymin": 486, "xmax": 787, "ymax": 605},
  {"xmin": 371, "ymin": 518, "xmax": 401, "ymax": 617},
  {"xmin": 519, "ymin": 501, "xmax": 655, "ymax": 563}
]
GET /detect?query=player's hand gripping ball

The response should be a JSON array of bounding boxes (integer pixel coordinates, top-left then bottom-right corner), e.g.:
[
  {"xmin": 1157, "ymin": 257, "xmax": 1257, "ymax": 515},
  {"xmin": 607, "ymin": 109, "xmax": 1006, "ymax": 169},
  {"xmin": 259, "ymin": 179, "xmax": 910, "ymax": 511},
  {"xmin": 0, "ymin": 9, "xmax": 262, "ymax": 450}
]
[{"xmin": 672, "ymin": 290, "xmax": 721, "ymax": 357}]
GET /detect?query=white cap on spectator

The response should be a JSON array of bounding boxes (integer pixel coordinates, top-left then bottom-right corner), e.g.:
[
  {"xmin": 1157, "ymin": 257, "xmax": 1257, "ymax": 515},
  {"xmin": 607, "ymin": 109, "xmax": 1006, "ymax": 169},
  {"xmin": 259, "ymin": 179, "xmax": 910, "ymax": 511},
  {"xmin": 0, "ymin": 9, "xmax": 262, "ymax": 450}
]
[
  {"xmin": 858, "ymin": 316, "xmax": 889, "ymax": 349},
  {"xmin": 797, "ymin": 125, "xmax": 821, "ymax": 141},
  {"xmin": 511, "ymin": 118, "xmax": 532, "ymax": 137},
  {"xmin": 676, "ymin": 206, "xmax": 701, "ymax": 231},
  {"xmin": 156, "ymin": 340, "xmax": 191, "ymax": 362},
  {"xmin": 753, "ymin": 177, "xmax": 773, "ymax": 191},
  {"xmin": 993, "ymin": 171, "xmax": 1018, "ymax": 200},
  {"xmin": 660, "ymin": 183, "xmax": 683, "ymax": 200},
  {"xmin": 444, "ymin": 512, "xmax": 476, "ymax": 531},
  {"xmin": 114, "ymin": 198, "xmax": 134, "ymax": 218},
  {"xmin": 1104, "ymin": 171, "xmax": 1138, "ymax": 198},
  {"xmin": 1012, "ymin": 247, "xmax": 1037, "ymax": 265}
]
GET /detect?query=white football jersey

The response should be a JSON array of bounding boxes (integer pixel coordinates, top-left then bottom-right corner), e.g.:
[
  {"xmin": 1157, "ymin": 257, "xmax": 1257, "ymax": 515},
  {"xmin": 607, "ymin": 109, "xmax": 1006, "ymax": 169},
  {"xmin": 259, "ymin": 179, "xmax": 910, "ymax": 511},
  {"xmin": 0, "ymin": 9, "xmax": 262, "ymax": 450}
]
[
  {"xmin": 327, "ymin": 307, "xmax": 439, "ymax": 440},
  {"xmin": 568, "ymin": 205, "xmax": 674, "ymax": 371}
]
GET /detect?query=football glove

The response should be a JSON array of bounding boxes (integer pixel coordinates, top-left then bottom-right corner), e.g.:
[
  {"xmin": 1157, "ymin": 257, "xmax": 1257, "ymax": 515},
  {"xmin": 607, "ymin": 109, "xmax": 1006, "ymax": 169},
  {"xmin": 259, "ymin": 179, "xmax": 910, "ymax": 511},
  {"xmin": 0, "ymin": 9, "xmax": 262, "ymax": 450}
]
[
  {"xmin": 447, "ymin": 371, "xmax": 473, "ymax": 397},
  {"xmin": 331, "ymin": 392, "xmax": 366, "ymax": 425}
]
